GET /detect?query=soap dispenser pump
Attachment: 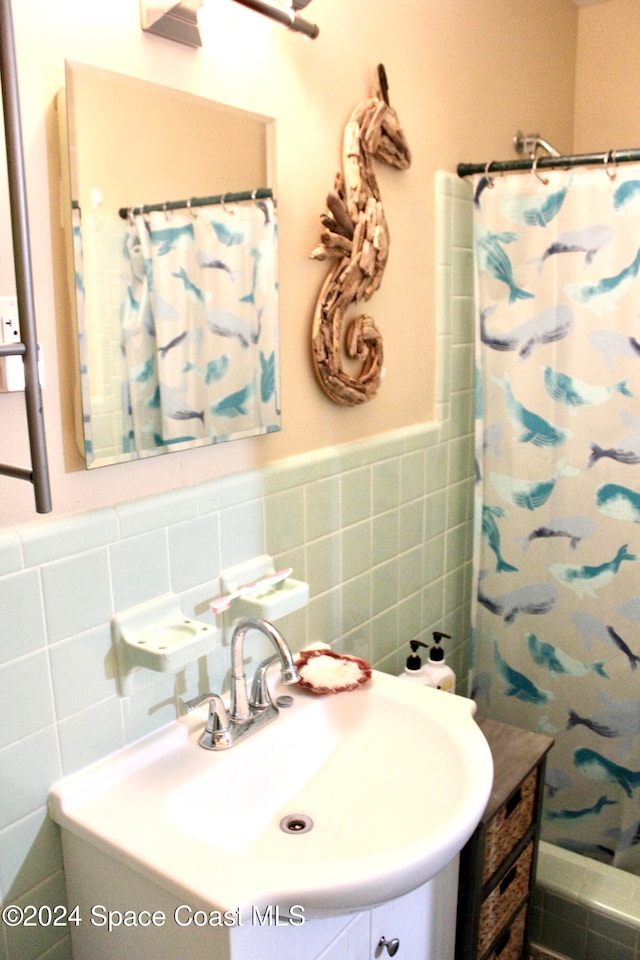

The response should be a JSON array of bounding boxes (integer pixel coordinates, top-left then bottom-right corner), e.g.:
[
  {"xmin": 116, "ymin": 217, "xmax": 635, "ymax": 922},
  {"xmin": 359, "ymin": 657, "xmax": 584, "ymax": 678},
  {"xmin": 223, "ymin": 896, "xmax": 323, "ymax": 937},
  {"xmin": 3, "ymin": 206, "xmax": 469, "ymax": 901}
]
[
  {"xmin": 399, "ymin": 638, "xmax": 429, "ymax": 683},
  {"xmin": 422, "ymin": 631, "xmax": 456, "ymax": 693}
]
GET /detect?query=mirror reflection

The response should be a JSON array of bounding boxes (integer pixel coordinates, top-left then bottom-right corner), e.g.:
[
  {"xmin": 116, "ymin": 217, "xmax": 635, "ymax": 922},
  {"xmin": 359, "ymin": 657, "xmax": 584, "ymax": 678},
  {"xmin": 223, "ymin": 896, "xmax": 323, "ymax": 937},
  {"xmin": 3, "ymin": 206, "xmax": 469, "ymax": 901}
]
[{"xmin": 62, "ymin": 61, "xmax": 280, "ymax": 468}]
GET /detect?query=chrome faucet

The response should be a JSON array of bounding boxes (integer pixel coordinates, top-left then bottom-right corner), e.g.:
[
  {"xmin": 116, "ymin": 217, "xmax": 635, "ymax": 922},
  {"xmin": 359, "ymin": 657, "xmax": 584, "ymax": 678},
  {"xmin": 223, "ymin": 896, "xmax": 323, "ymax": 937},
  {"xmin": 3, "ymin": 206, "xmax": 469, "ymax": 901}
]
[
  {"xmin": 230, "ymin": 617, "xmax": 299, "ymax": 721},
  {"xmin": 185, "ymin": 617, "xmax": 299, "ymax": 750}
]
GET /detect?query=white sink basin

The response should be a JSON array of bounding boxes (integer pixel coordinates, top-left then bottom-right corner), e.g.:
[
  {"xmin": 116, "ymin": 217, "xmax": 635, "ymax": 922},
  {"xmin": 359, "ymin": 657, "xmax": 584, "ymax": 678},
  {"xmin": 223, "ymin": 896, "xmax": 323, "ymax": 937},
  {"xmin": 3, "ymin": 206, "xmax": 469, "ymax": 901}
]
[{"xmin": 49, "ymin": 670, "xmax": 492, "ymax": 917}]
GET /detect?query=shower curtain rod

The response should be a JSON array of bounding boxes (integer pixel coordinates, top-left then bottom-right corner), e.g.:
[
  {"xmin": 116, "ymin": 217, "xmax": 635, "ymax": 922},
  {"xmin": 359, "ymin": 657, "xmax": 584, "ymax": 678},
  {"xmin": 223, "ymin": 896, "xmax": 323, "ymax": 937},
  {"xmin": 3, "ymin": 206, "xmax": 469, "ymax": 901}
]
[
  {"xmin": 118, "ymin": 186, "xmax": 273, "ymax": 220},
  {"xmin": 457, "ymin": 147, "xmax": 640, "ymax": 179}
]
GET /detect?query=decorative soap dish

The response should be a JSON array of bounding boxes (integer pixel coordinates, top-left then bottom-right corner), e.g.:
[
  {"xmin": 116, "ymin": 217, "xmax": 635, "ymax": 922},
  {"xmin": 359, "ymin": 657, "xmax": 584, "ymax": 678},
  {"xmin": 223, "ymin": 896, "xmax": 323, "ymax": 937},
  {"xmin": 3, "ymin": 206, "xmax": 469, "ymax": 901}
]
[
  {"xmin": 295, "ymin": 648, "xmax": 372, "ymax": 695},
  {"xmin": 112, "ymin": 593, "xmax": 219, "ymax": 694}
]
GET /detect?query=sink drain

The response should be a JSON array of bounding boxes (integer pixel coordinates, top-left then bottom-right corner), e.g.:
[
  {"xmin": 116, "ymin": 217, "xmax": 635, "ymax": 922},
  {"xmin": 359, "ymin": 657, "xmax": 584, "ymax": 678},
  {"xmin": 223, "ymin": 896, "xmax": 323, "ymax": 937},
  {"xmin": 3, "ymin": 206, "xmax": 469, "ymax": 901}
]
[{"xmin": 280, "ymin": 813, "xmax": 313, "ymax": 835}]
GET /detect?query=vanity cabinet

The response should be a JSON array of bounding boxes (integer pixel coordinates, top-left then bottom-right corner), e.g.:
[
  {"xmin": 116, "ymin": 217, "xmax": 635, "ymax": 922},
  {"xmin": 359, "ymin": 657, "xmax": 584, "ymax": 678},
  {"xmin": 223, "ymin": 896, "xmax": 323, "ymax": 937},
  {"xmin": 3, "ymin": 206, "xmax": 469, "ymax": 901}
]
[
  {"xmin": 314, "ymin": 862, "xmax": 458, "ymax": 960},
  {"xmin": 455, "ymin": 718, "xmax": 553, "ymax": 960},
  {"xmin": 60, "ymin": 829, "xmax": 459, "ymax": 960}
]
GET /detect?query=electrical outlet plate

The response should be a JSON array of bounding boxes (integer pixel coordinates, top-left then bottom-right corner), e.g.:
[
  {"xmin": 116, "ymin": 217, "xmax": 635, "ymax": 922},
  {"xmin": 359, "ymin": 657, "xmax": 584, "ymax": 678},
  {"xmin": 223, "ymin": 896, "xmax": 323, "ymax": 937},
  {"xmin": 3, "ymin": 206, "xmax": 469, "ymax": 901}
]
[
  {"xmin": 0, "ymin": 296, "xmax": 21, "ymax": 392},
  {"xmin": 0, "ymin": 294, "xmax": 45, "ymax": 392},
  {"xmin": 0, "ymin": 296, "xmax": 19, "ymax": 344}
]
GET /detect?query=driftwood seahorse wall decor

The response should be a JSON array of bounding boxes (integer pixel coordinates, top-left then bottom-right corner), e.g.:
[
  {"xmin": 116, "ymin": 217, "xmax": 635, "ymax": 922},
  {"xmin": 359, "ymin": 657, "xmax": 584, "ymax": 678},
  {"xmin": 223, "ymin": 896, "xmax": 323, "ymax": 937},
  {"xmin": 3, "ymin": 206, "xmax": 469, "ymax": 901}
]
[{"xmin": 310, "ymin": 64, "xmax": 412, "ymax": 406}]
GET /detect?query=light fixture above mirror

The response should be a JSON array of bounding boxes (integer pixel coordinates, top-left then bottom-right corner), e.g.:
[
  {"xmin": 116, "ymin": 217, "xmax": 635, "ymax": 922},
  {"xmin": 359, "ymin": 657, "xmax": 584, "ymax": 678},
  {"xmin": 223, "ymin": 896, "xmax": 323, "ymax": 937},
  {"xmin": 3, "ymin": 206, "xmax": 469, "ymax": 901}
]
[
  {"xmin": 140, "ymin": 0, "xmax": 204, "ymax": 47},
  {"xmin": 139, "ymin": 0, "xmax": 319, "ymax": 45}
]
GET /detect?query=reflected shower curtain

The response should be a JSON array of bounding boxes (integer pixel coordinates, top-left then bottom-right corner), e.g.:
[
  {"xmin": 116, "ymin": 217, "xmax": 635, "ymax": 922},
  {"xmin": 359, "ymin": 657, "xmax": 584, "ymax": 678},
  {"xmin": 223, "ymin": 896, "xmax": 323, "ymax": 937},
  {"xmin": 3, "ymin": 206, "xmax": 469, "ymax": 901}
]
[
  {"xmin": 471, "ymin": 164, "xmax": 640, "ymax": 874},
  {"xmin": 71, "ymin": 204, "xmax": 93, "ymax": 459},
  {"xmin": 121, "ymin": 196, "xmax": 279, "ymax": 453}
]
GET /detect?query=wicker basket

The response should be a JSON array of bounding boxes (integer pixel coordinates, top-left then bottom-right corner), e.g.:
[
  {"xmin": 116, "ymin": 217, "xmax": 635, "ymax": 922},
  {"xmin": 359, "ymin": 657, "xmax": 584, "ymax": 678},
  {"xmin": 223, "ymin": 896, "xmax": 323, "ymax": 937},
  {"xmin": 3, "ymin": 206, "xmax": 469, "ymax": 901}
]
[
  {"xmin": 478, "ymin": 842, "xmax": 533, "ymax": 957},
  {"xmin": 484, "ymin": 902, "xmax": 527, "ymax": 960},
  {"xmin": 482, "ymin": 769, "xmax": 538, "ymax": 883}
]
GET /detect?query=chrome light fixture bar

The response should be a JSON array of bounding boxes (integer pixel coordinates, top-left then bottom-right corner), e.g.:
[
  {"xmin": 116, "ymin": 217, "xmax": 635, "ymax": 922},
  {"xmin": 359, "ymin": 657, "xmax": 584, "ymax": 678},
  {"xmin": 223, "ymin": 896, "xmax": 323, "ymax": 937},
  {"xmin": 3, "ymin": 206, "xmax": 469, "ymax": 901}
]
[
  {"xmin": 140, "ymin": 0, "xmax": 204, "ymax": 47},
  {"xmin": 230, "ymin": 0, "xmax": 319, "ymax": 39}
]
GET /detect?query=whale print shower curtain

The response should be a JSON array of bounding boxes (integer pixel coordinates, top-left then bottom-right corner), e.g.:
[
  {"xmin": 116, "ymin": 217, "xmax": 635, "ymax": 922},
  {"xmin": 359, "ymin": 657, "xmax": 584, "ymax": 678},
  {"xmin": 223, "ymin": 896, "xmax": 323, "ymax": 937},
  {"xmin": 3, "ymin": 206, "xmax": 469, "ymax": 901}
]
[{"xmin": 471, "ymin": 164, "xmax": 640, "ymax": 875}]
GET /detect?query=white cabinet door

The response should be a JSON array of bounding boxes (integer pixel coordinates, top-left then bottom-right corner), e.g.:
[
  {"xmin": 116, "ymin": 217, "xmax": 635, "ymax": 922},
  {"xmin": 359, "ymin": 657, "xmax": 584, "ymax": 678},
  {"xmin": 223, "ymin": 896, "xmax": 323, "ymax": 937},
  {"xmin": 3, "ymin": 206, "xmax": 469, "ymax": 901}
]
[
  {"xmin": 369, "ymin": 858, "xmax": 458, "ymax": 960},
  {"xmin": 231, "ymin": 911, "xmax": 354, "ymax": 960},
  {"xmin": 370, "ymin": 883, "xmax": 431, "ymax": 960},
  {"xmin": 315, "ymin": 912, "xmax": 369, "ymax": 960}
]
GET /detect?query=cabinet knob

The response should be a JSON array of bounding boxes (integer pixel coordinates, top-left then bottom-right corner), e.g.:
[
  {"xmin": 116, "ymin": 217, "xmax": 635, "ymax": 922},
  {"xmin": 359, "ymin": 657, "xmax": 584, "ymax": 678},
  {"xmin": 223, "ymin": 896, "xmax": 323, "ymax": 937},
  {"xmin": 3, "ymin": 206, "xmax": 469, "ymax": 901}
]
[{"xmin": 376, "ymin": 936, "xmax": 400, "ymax": 957}]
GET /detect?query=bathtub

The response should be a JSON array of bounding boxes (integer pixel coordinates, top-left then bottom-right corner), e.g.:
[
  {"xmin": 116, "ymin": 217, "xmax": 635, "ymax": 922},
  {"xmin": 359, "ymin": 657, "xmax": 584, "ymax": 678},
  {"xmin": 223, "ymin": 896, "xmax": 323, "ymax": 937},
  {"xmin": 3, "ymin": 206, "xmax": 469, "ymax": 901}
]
[{"xmin": 532, "ymin": 841, "xmax": 640, "ymax": 959}]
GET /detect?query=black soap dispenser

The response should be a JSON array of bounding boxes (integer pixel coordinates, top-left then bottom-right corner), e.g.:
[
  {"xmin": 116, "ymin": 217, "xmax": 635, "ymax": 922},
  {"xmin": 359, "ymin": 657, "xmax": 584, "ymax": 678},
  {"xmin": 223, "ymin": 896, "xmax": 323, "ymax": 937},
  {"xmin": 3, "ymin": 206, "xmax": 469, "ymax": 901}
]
[{"xmin": 399, "ymin": 638, "xmax": 429, "ymax": 684}]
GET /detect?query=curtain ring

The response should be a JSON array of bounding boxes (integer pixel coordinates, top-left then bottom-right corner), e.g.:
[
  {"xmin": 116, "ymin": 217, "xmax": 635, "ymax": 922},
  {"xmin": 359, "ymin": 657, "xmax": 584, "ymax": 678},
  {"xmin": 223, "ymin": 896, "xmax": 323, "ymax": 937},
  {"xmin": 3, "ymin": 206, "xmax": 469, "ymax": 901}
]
[
  {"xmin": 604, "ymin": 150, "xmax": 618, "ymax": 180},
  {"xmin": 163, "ymin": 202, "xmax": 172, "ymax": 221},
  {"xmin": 532, "ymin": 155, "xmax": 549, "ymax": 185},
  {"xmin": 484, "ymin": 161, "xmax": 496, "ymax": 188},
  {"xmin": 186, "ymin": 198, "xmax": 198, "ymax": 218},
  {"xmin": 221, "ymin": 194, "xmax": 235, "ymax": 214}
]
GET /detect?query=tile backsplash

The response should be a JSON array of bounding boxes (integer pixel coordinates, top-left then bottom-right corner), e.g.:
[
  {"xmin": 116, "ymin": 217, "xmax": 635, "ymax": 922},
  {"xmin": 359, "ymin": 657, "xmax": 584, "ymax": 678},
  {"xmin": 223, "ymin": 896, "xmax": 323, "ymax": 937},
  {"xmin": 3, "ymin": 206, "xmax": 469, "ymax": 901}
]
[{"xmin": 0, "ymin": 172, "xmax": 474, "ymax": 960}]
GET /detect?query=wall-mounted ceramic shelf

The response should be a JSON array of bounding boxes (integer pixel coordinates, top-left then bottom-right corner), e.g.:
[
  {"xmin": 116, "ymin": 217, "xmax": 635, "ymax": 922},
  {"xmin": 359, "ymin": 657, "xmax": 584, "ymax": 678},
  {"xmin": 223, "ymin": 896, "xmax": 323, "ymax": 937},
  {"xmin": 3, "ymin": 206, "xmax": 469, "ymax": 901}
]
[
  {"xmin": 112, "ymin": 594, "xmax": 219, "ymax": 695},
  {"xmin": 217, "ymin": 555, "xmax": 309, "ymax": 621}
]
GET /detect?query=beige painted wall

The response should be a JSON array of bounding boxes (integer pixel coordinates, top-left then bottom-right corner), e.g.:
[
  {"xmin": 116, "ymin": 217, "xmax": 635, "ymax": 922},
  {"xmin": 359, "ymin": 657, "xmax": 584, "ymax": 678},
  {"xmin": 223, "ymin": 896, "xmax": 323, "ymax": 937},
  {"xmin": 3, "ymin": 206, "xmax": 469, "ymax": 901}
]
[
  {"xmin": 68, "ymin": 64, "xmax": 268, "ymax": 215},
  {"xmin": 574, "ymin": 0, "xmax": 640, "ymax": 151},
  {"xmin": 1, "ymin": 0, "xmax": 578, "ymax": 529}
]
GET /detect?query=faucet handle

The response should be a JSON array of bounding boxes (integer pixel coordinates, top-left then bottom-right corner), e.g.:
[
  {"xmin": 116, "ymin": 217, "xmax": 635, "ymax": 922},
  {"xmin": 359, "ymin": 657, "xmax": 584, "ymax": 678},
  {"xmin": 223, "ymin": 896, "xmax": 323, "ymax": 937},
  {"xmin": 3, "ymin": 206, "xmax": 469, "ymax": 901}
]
[
  {"xmin": 250, "ymin": 654, "xmax": 279, "ymax": 709},
  {"xmin": 184, "ymin": 693, "xmax": 232, "ymax": 749},
  {"xmin": 184, "ymin": 691, "xmax": 221, "ymax": 713}
]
